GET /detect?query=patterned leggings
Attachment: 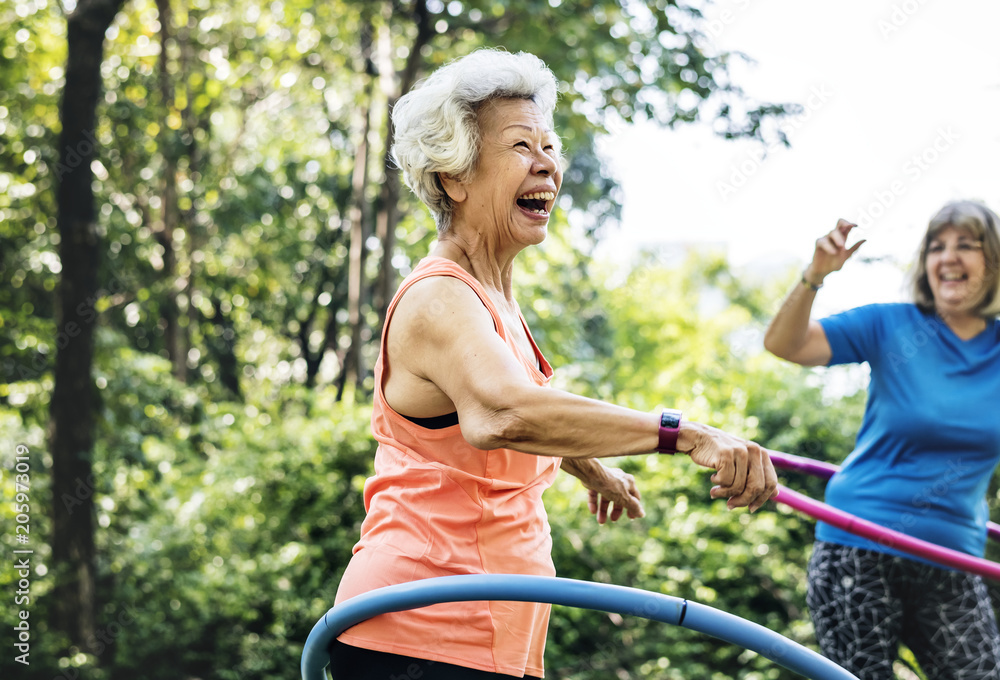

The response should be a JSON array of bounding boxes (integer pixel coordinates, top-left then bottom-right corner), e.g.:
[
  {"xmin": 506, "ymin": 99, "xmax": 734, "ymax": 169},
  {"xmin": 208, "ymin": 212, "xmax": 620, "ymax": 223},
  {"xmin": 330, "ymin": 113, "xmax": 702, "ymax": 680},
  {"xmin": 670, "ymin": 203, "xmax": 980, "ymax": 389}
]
[{"xmin": 807, "ymin": 541, "xmax": 1000, "ymax": 680}]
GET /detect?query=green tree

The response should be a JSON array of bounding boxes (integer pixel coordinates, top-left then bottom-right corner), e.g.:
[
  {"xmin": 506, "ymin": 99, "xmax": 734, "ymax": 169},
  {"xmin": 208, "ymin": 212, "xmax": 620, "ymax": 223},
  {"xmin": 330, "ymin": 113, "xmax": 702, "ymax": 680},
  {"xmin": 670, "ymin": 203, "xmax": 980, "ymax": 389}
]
[
  {"xmin": 534, "ymin": 251, "xmax": 867, "ymax": 678},
  {"xmin": 15, "ymin": 2, "xmax": 950, "ymax": 679},
  {"xmin": 50, "ymin": 0, "xmax": 128, "ymax": 657}
]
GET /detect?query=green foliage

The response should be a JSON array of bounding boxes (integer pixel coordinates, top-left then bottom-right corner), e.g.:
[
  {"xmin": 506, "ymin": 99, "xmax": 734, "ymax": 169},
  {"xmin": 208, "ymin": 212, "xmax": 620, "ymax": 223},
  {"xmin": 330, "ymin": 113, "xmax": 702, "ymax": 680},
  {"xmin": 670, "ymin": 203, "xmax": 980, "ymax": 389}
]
[
  {"xmin": 5, "ymin": 249, "xmax": 997, "ymax": 679},
  {"xmin": 534, "ymin": 252, "xmax": 867, "ymax": 679},
  {"xmin": 3, "ymin": 1, "xmax": 995, "ymax": 679},
  {"xmin": 2, "ymin": 331, "xmax": 376, "ymax": 679},
  {"xmin": 24, "ymin": 0, "xmax": 795, "ymax": 401},
  {"xmin": 96, "ymin": 381, "xmax": 374, "ymax": 680},
  {"xmin": 0, "ymin": 0, "xmax": 64, "ymax": 392}
]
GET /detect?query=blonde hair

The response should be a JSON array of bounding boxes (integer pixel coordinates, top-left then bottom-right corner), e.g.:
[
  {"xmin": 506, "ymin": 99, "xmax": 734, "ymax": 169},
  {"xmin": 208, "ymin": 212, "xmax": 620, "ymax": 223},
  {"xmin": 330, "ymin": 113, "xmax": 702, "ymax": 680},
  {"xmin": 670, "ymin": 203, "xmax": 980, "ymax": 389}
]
[
  {"xmin": 390, "ymin": 49, "xmax": 558, "ymax": 234},
  {"xmin": 910, "ymin": 200, "xmax": 1000, "ymax": 316}
]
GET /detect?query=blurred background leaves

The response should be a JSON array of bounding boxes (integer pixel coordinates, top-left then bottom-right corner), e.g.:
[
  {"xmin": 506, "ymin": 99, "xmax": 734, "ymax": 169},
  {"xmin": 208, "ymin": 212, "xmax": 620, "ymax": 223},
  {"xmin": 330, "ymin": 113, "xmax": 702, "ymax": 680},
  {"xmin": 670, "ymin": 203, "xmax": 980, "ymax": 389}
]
[{"xmin": 1, "ymin": 1, "xmax": 995, "ymax": 679}]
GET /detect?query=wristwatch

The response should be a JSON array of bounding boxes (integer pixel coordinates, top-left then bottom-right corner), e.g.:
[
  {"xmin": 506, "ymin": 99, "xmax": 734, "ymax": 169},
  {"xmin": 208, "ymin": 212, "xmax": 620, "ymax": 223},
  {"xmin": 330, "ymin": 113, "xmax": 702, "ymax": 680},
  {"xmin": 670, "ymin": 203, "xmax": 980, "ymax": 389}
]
[{"xmin": 656, "ymin": 409, "xmax": 683, "ymax": 454}]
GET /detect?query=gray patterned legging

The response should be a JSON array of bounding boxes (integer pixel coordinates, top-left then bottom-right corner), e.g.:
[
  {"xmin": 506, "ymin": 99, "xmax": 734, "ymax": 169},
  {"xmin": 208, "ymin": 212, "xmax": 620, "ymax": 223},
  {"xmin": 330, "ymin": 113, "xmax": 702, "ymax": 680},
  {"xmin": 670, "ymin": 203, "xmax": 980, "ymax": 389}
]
[{"xmin": 807, "ymin": 541, "xmax": 1000, "ymax": 680}]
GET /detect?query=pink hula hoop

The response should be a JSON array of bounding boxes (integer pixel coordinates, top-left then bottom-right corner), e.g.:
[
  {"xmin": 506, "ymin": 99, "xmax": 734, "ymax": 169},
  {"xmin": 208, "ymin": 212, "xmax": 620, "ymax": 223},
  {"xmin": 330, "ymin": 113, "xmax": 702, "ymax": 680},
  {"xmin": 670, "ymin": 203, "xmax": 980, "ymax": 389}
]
[{"xmin": 768, "ymin": 451, "xmax": 1000, "ymax": 582}]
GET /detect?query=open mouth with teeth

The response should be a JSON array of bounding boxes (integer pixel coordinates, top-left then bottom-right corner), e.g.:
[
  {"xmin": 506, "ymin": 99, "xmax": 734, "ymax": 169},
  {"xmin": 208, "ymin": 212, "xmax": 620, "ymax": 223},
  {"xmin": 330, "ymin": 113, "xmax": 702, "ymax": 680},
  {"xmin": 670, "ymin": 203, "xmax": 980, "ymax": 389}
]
[
  {"xmin": 940, "ymin": 273, "xmax": 968, "ymax": 282},
  {"xmin": 516, "ymin": 191, "xmax": 555, "ymax": 216}
]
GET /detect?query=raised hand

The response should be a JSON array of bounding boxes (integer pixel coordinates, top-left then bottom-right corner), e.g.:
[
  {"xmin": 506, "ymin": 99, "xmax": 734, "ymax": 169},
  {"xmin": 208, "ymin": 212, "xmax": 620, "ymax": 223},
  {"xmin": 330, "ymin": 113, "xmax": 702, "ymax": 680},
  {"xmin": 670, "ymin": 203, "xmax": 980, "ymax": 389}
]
[{"xmin": 806, "ymin": 218, "xmax": 866, "ymax": 286}]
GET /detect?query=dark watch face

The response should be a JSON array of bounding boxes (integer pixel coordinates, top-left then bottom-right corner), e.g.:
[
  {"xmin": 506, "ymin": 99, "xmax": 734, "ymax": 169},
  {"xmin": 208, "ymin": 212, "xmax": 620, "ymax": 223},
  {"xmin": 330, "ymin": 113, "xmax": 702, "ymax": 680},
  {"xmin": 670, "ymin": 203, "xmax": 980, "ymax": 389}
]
[{"xmin": 660, "ymin": 410, "xmax": 682, "ymax": 429}]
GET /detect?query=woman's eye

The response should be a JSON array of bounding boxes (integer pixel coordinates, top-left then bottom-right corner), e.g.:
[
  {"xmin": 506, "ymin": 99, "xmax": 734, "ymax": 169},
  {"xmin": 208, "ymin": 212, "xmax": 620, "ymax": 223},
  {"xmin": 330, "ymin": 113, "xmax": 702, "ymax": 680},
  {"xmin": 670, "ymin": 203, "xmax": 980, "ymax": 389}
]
[
  {"xmin": 515, "ymin": 141, "xmax": 529, "ymax": 148},
  {"xmin": 928, "ymin": 244, "xmax": 943, "ymax": 253}
]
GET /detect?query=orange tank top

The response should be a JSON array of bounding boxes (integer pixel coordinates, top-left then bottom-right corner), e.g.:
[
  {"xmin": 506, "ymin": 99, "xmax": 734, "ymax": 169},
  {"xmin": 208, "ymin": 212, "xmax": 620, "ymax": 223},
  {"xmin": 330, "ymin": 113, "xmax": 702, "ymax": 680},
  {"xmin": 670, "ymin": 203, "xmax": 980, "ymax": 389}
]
[{"xmin": 334, "ymin": 256, "xmax": 561, "ymax": 677}]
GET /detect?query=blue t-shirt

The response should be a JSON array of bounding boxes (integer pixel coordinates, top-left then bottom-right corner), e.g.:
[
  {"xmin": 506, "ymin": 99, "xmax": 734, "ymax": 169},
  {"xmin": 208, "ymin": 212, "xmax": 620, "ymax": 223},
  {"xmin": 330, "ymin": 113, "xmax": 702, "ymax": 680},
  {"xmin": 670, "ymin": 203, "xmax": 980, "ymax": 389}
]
[{"xmin": 817, "ymin": 303, "xmax": 1000, "ymax": 560}]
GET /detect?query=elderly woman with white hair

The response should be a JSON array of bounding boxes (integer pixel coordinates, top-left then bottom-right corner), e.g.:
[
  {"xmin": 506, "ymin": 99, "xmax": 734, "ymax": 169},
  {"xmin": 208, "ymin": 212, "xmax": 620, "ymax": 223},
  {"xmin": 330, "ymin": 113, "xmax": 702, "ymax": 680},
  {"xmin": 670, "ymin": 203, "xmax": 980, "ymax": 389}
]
[
  {"xmin": 765, "ymin": 203, "xmax": 1000, "ymax": 679},
  {"xmin": 330, "ymin": 48, "xmax": 778, "ymax": 679}
]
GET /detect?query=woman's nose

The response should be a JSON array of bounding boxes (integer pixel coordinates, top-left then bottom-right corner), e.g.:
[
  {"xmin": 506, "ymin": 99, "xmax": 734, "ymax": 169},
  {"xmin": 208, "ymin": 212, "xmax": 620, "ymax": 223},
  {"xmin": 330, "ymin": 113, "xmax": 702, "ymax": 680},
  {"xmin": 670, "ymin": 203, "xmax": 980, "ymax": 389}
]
[{"xmin": 533, "ymin": 150, "xmax": 556, "ymax": 176}]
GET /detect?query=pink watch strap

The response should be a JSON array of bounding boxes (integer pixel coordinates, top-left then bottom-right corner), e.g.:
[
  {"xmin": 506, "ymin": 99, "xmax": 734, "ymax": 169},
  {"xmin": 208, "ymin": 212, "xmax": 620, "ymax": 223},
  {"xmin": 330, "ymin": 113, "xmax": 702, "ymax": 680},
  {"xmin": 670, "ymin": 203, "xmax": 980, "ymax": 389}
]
[{"xmin": 657, "ymin": 409, "xmax": 682, "ymax": 454}]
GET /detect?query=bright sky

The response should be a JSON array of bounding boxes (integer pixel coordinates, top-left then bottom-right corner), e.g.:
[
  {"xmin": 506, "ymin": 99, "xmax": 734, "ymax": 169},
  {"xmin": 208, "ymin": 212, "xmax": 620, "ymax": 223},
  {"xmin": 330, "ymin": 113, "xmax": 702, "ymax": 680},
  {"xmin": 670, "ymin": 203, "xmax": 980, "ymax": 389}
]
[{"xmin": 594, "ymin": 0, "xmax": 1000, "ymax": 317}]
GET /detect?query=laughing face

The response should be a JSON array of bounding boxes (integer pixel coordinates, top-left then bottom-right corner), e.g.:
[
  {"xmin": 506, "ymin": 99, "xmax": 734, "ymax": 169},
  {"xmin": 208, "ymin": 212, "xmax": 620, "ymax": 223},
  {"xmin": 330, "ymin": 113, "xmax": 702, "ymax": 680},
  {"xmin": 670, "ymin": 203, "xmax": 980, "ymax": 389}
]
[
  {"xmin": 455, "ymin": 98, "xmax": 562, "ymax": 250},
  {"xmin": 925, "ymin": 225, "xmax": 987, "ymax": 316}
]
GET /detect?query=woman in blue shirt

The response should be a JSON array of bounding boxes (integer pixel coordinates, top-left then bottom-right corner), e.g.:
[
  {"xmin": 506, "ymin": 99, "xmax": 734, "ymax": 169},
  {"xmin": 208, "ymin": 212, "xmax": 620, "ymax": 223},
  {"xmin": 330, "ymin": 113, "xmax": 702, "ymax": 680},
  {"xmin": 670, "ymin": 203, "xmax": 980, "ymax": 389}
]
[{"xmin": 764, "ymin": 200, "xmax": 1000, "ymax": 679}]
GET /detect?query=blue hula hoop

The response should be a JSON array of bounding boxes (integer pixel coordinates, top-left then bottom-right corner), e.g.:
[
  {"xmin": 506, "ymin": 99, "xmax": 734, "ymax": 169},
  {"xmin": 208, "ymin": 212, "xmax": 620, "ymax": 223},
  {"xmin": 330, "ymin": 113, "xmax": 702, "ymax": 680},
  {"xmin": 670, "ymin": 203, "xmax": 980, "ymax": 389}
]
[{"xmin": 301, "ymin": 574, "xmax": 857, "ymax": 680}]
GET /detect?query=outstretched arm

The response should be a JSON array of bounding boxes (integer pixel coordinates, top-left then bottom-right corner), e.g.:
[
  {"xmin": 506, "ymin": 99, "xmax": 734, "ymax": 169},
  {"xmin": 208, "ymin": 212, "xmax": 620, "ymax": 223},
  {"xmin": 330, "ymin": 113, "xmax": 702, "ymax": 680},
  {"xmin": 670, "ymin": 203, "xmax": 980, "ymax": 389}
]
[
  {"xmin": 388, "ymin": 275, "xmax": 777, "ymax": 512},
  {"xmin": 764, "ymin": 219, "xmax": 864, "ymax": 366}
]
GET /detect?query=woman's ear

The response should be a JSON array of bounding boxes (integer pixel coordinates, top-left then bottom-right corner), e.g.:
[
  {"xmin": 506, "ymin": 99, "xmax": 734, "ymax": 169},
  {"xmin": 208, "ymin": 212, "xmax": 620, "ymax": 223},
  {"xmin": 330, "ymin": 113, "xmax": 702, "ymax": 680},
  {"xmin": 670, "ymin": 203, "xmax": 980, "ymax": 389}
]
[{"xmin": 438, "ymin": 173, "xmax": 468, "ymax": 203}]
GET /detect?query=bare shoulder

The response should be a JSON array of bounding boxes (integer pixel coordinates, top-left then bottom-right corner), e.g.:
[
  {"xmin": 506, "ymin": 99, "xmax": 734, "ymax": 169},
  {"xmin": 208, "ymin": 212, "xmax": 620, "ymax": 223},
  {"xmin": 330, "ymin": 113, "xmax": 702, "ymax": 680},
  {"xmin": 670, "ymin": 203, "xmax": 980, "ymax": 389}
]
[
  {"xmin": 383, "ymin": 274, "xmax": 510, "ymax": 417},
  {"xmin": 387, "ymin": 275, "xmax": 496, "ymax": 375},
  {"xmin": 391, "ymin": 275, "xmax": 494, "ymax": 338}
]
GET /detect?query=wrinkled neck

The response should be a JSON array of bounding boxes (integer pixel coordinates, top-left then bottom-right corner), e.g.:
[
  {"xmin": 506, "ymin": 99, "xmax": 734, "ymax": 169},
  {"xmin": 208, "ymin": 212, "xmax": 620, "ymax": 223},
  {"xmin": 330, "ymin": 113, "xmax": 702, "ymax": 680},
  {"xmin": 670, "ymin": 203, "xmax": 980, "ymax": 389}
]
[{"xmin": 432, "ymin": 228, "xmax": 520, "ymax": 302}]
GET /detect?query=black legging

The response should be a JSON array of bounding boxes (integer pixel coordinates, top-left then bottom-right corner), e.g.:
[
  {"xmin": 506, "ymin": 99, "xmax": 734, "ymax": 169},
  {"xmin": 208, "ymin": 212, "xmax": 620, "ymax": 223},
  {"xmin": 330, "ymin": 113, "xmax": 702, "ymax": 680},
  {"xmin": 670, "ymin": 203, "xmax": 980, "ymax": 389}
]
[
  {"xmin": 329, "ymin": 640, "xmax": 544, "ymax": 680},
  {"xmin": 807, "ymin": 541, "xmax": 1000, "ymax": 680}
]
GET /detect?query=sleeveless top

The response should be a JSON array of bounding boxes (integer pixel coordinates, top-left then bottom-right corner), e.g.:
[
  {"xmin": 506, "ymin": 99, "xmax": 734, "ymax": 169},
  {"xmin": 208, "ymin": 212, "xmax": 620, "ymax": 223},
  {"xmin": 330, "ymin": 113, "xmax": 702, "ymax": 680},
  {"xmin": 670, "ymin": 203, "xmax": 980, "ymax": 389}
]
[{"xmin": 334, "ymin": 256, "xmax": 561, "ymax": 677}]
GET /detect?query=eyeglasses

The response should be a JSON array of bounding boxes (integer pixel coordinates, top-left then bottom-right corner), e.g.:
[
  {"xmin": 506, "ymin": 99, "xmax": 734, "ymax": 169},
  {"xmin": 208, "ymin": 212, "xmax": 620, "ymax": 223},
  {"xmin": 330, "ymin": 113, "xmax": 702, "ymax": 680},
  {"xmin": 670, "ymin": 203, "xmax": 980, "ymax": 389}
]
[{"xmin": 926, "ymin": 239, "xmax": 983, "ymax": 255}]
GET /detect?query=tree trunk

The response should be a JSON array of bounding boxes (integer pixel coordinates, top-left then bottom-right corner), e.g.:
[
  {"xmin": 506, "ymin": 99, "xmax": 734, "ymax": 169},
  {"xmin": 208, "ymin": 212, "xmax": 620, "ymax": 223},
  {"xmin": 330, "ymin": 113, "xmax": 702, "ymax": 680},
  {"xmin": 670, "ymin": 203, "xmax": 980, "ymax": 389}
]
[
  {"xmin": 156, "ymin": 0, "xmax": 184, "ymax": 379},
  {"xmin": 50, "ymin": 0, "xmax": 126, "ymax": 658},
  {"xmin": 374, "ymin": 0, "xmax": 432, "ymax": 333},
  {"xmin": 179, "ymin": 7, "xmax": 201, "ymax": 386},
  {"xmin": 209, "ymin": 297, "xmax": 241, "ymax": 398},
  {"xmin": 335, "ymin": 21, "xmax": 375, "ymax": 401},
  {"xmin": 301, "ymin": 267, "xmax": 331, "ymax": 388}
]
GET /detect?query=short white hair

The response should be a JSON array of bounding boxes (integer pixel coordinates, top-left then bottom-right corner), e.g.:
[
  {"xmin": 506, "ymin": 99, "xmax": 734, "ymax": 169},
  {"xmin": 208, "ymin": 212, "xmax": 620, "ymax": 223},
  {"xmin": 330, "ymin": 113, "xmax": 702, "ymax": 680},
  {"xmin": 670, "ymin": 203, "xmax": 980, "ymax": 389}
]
[{"xmin": 390, "ymin": 48, "xmax": 558, "ymax": 234}]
